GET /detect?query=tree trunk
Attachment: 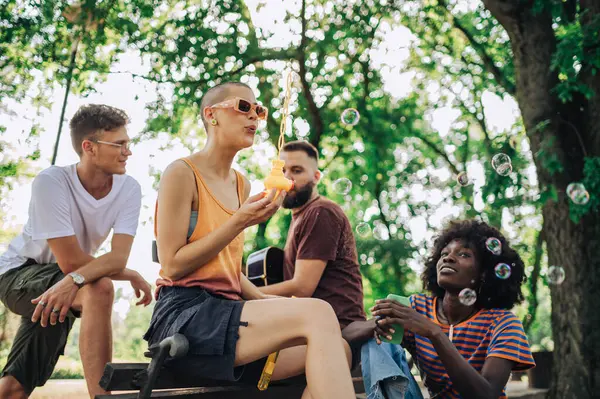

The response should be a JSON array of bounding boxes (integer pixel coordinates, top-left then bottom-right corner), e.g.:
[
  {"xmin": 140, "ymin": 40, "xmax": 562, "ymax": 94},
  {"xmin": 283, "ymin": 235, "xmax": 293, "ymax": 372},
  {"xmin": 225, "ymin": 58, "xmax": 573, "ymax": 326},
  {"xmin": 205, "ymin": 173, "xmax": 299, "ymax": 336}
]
[{"xmin": 483, "ymin": 1, "xmax": 600, "ymax": 397}]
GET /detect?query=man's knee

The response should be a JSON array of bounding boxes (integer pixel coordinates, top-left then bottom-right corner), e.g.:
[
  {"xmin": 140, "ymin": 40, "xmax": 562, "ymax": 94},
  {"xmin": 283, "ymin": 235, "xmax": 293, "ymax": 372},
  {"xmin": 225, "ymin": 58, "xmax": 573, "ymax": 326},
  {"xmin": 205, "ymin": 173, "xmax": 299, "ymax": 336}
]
[
  {"xmin": 81, "ymin": 277, "xmax": 114, "ymax": 303},
  {"xmin": 0, "ymin": 375, "xmax": 27, "ymax": 399}
]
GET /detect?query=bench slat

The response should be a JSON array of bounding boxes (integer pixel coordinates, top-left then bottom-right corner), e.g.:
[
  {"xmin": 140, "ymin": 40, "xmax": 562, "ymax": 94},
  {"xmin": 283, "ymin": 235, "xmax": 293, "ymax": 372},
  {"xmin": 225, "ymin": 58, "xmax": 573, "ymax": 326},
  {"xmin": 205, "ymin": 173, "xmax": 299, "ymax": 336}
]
[
  {"xmin": 100, "ymin": 363, "xmax": 309, "ymax": 390},
  {"xmin": 100, "ymin": 363, "xmax": 244, "ymax": 391},
  {"xmin": 99, "ymin": 362, "xmax": 363, "ymax": 396},
  {"xmin": 96, "ymin": 385, "xmax": 306, "ymax": 399}
]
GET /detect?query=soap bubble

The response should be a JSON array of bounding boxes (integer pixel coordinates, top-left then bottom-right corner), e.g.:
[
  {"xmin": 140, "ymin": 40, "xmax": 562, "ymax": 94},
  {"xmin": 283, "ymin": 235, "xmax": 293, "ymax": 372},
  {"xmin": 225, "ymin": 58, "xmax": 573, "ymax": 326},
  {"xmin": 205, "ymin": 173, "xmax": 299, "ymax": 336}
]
[
  {"xmin": 491, "ymin": 153, "xmax": 512, "ymax": 176},
  {"xmin": 494, "ymin": 263, "xmax": 512, "ymax": 280},
  {"xmin": 459, "ymin": 288, "xmax": 477, "ymax": 306},
  {"xmin": 485, "ymin": 237, "xmax": 502, "ymax": 256},
  {"xmin": 495, "ymin": 163, "xmax": 513, "ymax": 176},
  {"xmin": 355, "ymin": 222, "xmax": 371, "ymax": 238},
  {"xmin": 333, "ymin": 178, "xmax": 352, "ymax": 195},
  {"xmin": 547, "ymin": 266, "xmax": 565, "ymax": 285},
  {"xmin": 566, "ymin": 183, "xmax": 590, "ymax": 205},
  {"xmin": 457, "ymin": 172, "xmax": 470, "ymax": 186},
  {"xmin": 492, "ymin": 153, "xmax": 511, "ymax": 169},
  {"xmin": 373, "ymin": 224, "xmax": 388, "ymax": 240},
  {"xmin": 340, "ymin": 108, "xmax": 360, "ymax": 126}
]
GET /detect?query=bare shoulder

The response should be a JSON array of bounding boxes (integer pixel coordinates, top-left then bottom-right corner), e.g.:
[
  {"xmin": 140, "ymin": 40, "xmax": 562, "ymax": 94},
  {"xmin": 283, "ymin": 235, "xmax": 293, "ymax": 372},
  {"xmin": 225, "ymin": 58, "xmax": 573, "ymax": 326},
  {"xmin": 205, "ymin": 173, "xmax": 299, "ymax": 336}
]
[
  {"xmin": 158, "ymin": 160, "xmax": 196, "ymax": 202},
  {"xmin": 161, "ymin": 160, "xmax": 195, "ymax": 185}
]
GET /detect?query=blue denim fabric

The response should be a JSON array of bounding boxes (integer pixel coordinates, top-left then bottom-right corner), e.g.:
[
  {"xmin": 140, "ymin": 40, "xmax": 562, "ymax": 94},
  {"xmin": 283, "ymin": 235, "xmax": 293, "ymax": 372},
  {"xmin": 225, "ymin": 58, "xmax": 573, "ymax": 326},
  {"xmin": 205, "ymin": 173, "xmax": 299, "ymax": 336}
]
[{"xmin": 361, "ymin": 338, "xmax": 424, "ymax": 399}]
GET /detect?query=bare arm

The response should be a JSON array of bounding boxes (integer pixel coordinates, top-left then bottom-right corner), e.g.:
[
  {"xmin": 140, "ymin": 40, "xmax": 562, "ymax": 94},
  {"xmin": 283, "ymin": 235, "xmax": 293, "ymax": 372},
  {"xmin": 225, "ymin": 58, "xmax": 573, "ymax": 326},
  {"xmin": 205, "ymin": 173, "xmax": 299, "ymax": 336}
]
[
  {"xmin": 158, "ymin": 162, "xmax": 284, "ymax": 281},
  {"xmin": 259, "ymin": 258, "xmax": 326, "ymax": 297},
  {"xmin": 341, "ymin": 318, "xmax": 377, "ymax": 343},
  {"xmin": 48, "ymin": 233, "xmax": 133, "ymax": 282},
  {"xmin": 240, "ymin": 273, "xmax": 267, "ymax": 300},
  {"xmin": 33, "ymin": 233, "xmax": 144, "ymax": 327},
  {"xmin": 429, "ymin": 330, "xmax": 514, "ymax": 399}
]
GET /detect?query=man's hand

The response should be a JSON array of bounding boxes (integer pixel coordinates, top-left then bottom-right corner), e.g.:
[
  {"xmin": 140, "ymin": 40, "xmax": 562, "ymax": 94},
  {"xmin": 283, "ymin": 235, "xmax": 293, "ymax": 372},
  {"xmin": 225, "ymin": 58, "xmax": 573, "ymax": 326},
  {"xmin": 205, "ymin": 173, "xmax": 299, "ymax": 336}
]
[
  {"xmin": 374, "ymin": 317, "xmax": 395, "ymax": 344},
  {"xmin": 31, "ymin": 277, "xmax": 79, "ymax": 327},
  {"xmin": 371, "ymin": 298, "xmax": 441, "ymax": 339},
  {"xmin": 129, "ymin": 271, "xmax": 152, "ymax": 306}
]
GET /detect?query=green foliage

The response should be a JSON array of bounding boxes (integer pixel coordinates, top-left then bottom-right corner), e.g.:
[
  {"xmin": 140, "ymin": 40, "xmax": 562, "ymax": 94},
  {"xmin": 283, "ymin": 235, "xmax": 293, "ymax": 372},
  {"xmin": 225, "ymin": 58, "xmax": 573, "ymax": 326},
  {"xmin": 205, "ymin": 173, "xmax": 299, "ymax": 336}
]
[
  {"xmin": 569, "ymin": 156, "xmax": 600, "ymax": 223},
  {"xmin": 552, "ymin": 12, "xmax": 600, "ymax": 102}
]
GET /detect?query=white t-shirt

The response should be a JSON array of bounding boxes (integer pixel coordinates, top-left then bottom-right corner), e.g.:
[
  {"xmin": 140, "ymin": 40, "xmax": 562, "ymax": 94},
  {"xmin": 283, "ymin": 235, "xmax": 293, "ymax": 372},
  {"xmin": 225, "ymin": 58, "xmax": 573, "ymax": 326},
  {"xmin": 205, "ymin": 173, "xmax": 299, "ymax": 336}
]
[{"xmin": 0, "ymin": 164, "xmax": 142, "ymax": 276}]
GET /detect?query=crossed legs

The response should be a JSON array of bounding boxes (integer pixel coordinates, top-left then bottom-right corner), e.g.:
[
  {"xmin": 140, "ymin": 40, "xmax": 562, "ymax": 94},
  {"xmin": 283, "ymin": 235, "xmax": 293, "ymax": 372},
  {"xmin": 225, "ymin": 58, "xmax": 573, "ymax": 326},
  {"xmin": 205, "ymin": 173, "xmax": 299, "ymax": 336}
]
[{"xmin": 234, "ymin": 297, "xmax": 355, "ymax": 399}]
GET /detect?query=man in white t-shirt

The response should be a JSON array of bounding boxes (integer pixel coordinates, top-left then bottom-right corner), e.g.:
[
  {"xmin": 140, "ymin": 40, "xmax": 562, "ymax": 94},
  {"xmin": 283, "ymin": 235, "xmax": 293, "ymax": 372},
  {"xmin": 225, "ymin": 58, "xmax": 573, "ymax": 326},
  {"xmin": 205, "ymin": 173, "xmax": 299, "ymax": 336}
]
[{"xmin": 0, "ymin": 104, "xmax": 152, "ymax": 398}]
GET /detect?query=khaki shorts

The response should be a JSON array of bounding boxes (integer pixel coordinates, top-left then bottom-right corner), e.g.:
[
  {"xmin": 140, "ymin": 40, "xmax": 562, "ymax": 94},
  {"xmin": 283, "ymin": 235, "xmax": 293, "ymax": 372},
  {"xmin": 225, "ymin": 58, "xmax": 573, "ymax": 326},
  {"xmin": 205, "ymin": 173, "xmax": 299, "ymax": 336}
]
[{"xmin": 0, "ymin": 260, "xmax": 77, "ymax": 394}]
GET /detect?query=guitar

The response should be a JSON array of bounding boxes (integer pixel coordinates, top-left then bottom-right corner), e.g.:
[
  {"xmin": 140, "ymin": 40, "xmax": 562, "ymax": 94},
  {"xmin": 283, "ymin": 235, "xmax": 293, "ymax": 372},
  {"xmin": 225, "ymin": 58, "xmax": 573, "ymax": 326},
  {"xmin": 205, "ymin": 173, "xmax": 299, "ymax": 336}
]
[
  {"xmin": 245, "ymin": 247, "xmax": 285, "ymax": 287},
  {"xmin": 153, "ymin": 241, "xmax": 284, "ymax": 287}
]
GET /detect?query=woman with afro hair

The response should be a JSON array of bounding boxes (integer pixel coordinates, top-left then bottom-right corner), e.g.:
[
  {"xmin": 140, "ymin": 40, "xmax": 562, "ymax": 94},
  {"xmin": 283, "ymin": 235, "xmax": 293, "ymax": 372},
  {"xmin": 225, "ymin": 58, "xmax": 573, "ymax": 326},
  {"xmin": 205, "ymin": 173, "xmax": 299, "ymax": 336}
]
[{"xmin": 343, "ymin": 219, "xmax": 535, "ymax": 399}]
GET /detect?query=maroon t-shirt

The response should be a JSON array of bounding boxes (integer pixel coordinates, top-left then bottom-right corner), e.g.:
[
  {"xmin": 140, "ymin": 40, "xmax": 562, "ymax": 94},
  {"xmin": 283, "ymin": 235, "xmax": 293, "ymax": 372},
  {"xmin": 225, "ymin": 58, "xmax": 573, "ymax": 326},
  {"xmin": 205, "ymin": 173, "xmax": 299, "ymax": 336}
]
[{"xmin": 284, "ymin": 196, "xmax": 366, "ymax": 328}]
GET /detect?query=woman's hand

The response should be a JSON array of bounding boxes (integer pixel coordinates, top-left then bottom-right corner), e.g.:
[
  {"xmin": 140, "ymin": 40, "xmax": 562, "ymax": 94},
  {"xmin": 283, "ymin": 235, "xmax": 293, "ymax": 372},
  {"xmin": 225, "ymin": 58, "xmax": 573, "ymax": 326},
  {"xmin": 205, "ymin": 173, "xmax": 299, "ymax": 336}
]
[
  {"xmin": 234, "ymin": 189, "xmax": 285, "ymax": 228},
  {"xmin": 371, "ymin": 298, "xmax": 441, "ymax": 339}
]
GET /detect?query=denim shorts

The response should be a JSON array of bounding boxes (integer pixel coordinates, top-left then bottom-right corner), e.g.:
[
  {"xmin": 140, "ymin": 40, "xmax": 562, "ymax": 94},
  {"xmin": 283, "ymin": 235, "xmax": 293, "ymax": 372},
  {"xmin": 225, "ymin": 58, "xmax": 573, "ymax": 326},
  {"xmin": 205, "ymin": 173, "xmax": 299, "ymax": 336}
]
[{"xmin": 144, "ymin": 286, "xmax": 267, "ymax": 383}]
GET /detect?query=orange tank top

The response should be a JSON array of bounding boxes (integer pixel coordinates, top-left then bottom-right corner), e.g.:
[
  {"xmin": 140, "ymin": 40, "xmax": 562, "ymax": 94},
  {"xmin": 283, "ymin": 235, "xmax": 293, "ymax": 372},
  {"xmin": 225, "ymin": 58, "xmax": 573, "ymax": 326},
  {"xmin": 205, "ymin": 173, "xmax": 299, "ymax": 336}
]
[{"xmin": 154, "ymin": 158, "xmax": 245, "ymax": 300}]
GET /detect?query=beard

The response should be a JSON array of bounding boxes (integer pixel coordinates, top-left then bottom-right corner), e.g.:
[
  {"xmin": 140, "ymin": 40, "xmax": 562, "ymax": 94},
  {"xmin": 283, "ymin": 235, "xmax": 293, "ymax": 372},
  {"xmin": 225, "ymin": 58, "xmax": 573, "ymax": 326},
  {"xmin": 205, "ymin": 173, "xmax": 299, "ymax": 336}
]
[{"xmin": 283, "ymin": 181, "xmax": 315, "ymax": 209}]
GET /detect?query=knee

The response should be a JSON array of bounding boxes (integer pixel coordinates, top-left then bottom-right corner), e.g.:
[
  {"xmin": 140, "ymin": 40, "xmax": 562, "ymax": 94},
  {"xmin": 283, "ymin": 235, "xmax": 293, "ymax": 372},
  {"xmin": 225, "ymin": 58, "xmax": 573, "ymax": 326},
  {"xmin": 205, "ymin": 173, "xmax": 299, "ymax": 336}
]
[
  {"xmin": 303, "ymin": 299, "xmax": 339, "ymax": 329},
  {"xmin": 82, "ymin": 277, "xmax": 114, "ymax": 303},
  {"xmin": 0, "ymin": 376, "xmax": 27, "ymax": 399}
]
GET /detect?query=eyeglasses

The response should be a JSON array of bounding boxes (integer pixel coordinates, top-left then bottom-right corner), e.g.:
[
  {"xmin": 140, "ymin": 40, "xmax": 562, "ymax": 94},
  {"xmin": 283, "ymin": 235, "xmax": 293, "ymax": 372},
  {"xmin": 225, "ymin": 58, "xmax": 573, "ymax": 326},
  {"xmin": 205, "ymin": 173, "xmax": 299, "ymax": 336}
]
[
  {"xmin": 95, "ymin": 140, "xmax": 132, "ymax": 154},
  {"xmin": 209, "ymin": 97, "xmax": 268, "ymax": 120}
]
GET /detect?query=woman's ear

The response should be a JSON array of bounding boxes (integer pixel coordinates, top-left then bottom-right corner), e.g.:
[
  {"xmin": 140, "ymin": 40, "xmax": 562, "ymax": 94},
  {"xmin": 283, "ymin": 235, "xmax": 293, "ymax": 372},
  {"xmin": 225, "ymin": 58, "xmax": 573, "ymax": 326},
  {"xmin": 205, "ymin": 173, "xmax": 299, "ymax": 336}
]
[{"xmin": 203, "ymin": 107, "xmax": 213, "ymax": 122}]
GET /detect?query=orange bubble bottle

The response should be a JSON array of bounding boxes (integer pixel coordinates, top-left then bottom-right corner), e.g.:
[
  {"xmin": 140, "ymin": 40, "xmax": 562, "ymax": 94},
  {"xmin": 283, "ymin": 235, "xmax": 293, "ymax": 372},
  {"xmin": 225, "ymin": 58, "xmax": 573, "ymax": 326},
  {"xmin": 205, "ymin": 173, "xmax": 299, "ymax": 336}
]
[{"xmin": 264, "ymin": 159, "xmax": 294, "ymax": 194}]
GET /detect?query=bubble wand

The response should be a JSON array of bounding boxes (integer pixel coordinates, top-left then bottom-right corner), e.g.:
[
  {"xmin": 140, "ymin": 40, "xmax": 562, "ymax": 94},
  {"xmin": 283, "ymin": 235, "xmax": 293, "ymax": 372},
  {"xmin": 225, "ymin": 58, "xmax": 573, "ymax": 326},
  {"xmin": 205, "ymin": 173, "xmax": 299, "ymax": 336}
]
[{"xmin": 262, "ymin": 71, "xmax": 295, "ymax": 197}]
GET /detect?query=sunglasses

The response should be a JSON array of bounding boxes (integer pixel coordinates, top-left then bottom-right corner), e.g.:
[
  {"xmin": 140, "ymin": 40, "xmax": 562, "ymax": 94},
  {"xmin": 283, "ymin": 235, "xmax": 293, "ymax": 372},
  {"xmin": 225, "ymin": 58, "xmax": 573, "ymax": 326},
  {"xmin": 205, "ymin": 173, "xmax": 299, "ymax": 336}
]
[{"xmin": 209, "ymin": 97, "xmax": 268, "ymax": 120}]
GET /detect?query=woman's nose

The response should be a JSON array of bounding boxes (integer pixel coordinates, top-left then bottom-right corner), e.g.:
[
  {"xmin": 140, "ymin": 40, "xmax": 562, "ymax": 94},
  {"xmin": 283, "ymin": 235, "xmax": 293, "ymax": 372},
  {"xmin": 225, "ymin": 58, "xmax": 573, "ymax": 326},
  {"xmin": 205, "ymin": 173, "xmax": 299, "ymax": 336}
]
[{"xmin": 443, "ymin": 253, "xmax": 456, "ymax": 263}]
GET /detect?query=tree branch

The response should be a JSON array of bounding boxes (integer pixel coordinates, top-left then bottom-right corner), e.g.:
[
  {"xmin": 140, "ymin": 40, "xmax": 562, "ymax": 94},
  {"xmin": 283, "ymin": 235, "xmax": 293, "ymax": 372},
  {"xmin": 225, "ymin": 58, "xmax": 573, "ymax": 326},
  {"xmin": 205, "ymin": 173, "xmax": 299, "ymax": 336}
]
[
  {"xmin": 413, "ymin": 132, "xmax": 460, "ymax": 176},
  {"xmin": 297, "ymin": 0, "xmax": 324, "ymax": 150},
  {"xmin": 83, "ymin": 48, "xmax": 296, "ymax": 86},
  {"xmin": 438, "ymin": 0, "xmax": 516, "ymax": 95}
]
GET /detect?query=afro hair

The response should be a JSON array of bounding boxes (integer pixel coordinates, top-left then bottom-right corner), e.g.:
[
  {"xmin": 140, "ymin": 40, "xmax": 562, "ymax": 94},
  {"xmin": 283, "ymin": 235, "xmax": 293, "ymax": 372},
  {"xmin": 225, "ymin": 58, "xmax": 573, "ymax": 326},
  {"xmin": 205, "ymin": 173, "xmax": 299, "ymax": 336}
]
[{"xmin": 421, "ymin": 219, "xmax": 526, "ymax": 309}]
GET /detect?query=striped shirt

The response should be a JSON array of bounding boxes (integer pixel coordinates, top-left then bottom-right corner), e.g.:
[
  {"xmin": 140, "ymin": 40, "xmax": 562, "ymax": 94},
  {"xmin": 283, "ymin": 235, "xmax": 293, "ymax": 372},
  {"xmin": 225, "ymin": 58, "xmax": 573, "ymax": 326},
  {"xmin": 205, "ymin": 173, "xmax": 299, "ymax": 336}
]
[{"xmin": 403, "ymin": 294, "xmax": 535, "ymax": 399}]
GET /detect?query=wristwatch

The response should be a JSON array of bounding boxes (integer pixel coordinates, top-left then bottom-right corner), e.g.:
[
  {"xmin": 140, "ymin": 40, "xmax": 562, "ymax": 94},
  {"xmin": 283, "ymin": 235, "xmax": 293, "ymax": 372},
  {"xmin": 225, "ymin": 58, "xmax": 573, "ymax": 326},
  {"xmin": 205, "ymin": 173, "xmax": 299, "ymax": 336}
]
[{"xmin": 68, "ymin": 272, "xmax": 86, "ymax": 288}]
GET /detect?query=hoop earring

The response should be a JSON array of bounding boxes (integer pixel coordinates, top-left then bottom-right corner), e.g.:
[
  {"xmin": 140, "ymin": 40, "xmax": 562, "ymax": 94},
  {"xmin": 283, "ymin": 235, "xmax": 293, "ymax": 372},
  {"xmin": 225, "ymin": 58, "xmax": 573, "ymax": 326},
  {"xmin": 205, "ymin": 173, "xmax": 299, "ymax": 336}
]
[{"xmin": 211, "ymin": 119, "xmax": 218, "ymax": 126}]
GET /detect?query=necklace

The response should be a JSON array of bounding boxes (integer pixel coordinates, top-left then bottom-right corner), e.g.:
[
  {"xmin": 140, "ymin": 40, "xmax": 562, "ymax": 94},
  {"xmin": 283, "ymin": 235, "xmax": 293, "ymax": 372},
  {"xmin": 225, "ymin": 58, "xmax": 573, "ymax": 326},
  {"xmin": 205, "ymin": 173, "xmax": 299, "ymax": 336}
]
[{"xmin": 437, "ymin": 300, "xmax": 477, "ymax": 326}]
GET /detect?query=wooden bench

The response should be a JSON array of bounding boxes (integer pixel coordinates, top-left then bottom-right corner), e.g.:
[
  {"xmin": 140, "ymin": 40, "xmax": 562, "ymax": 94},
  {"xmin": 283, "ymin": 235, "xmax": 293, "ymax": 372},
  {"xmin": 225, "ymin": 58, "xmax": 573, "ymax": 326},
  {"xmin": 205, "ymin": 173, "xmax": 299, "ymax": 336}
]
[{"xmin": 94, "ymin": 333, "xmax": 322, "ymax": 399}]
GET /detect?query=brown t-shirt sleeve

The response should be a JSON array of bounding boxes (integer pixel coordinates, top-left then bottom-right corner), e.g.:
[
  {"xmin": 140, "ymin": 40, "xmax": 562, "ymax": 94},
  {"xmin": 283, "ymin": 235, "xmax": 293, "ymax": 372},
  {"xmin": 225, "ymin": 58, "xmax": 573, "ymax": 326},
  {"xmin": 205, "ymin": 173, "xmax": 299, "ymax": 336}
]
[{"xmin": 296, "ymin": 207, "xmax": 343, "ymax": 262}]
